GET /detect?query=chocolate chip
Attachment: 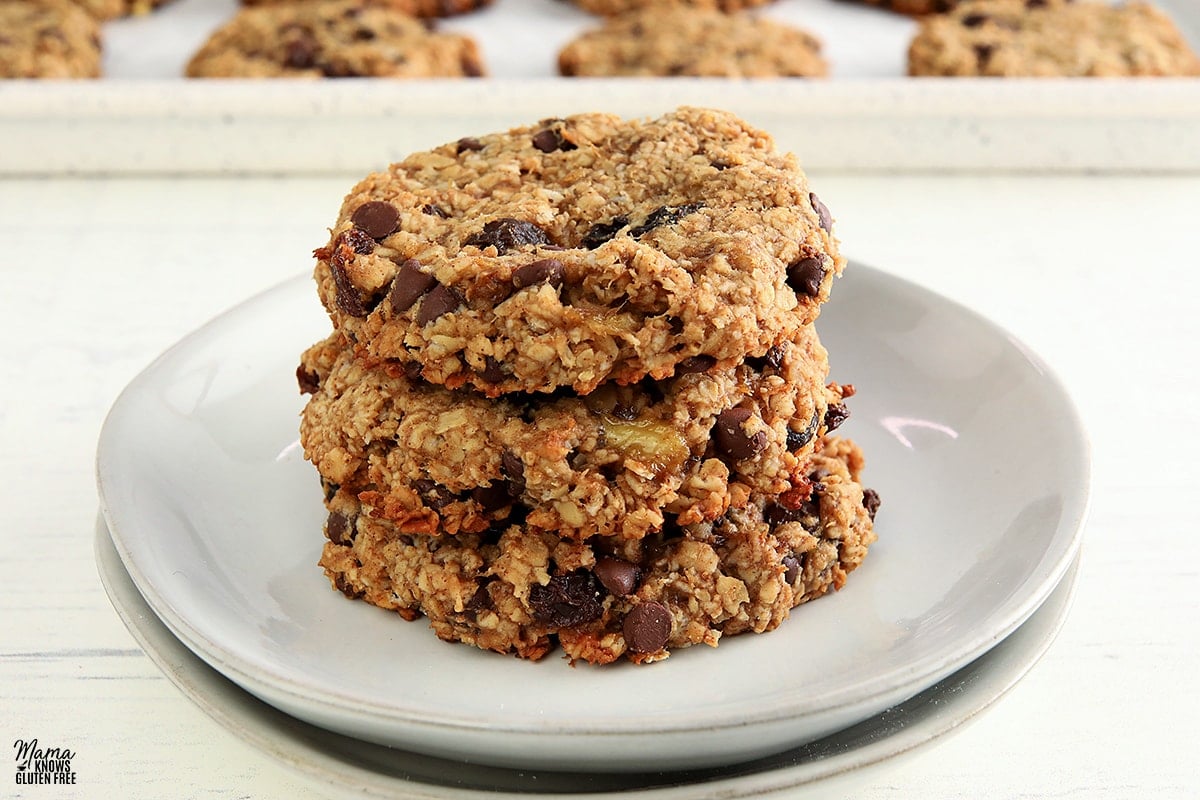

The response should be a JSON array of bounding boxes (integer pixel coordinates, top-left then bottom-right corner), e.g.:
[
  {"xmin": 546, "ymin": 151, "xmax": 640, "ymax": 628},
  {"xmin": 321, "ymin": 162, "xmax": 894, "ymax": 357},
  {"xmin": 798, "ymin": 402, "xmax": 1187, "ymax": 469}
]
[
  {"xmin": 415, "ymin": 479, "xmax": 456, "ymax": 510},
  {"xmin": 388, "ymin": 259, "xmax": 437, "ymax": 313},
  {"xmin": 416, "ymin": 284, "xmax": 462, "ymax": 326},
  {"xmin": 582, "ymin": 216, "xmax": 629, "ymax": 250},
  {"xmin": 787, "ymin": 256, "xmax": 826, "ymax": 298},
  {"xmin": 403, "ymin": 360, "xmax": 424, "ymax": 381},
  {"xmin": 786, "ymin": 411, "xmax": 821, "ymax": 452},
  {"xmin": 809, "ymin": 193, "xmax": 833, "ymax": 233},
  {"xmin": 325, "ymin": 512, "xmax": 354, "ymax": 546},
  {"xmin": 501, "ymin": 450, "xmax": 526, "ymax": 495},
  {"xmin": 974, "ymin": 44, "xmax": 995, "ymax": 67},
  {"xmin": 466, "ymin": 581, "xmax": 493, "ymax": 613},
  {"xmin": 766, "ymin": 490, "xmax": 821, "ymax": 528},
  {"xmin": 332, "ymin": 574, "xmax": 362, "ymax": 599},
  {"xmin": 677, "ymin": 355, "xmax": 716, "ymax": 375},
  {"xmin": 713, "ymin": 407, "xmax": 767, "ymax": 462},
  {"xmin": 456, "ymin": 137, "xmax": 484, "ymax": 153},
  {"xmin": 321, "ymin": 62, "xmax": 362, "ymax": 79},
  {"xmin": 1025, "ymin": 0, "xmax": 1046, "ymax": 7},
  {"xmin": 531, "ymin": 127, "xmax": 576, "ymax": 153},
  {"xmin": 528, "ymin": 571, "xmax": 603, "ymax": 627},
  {"xmin": 765, "ymin": 502, "xmax": 803, "ymax": 526},
  {"xmin": 782, "ymin": 555, "xmax": 801, "ymax": 585},
  {"xmin": 421, "ymin": 203, "xmax": 449, "ymax": 218},
  {"xmin": 623, "ymin": 602, "xmax": 672, "ymax": 653},
  {"xmin": 628, "ymin": 203, "xmax": 704, "ymax": 238},
  {"xmin": 477, "ymin": 356, "xmax": 506, "ymax": 383},
  {"xmin": 762, "ymin": 344, "xmax": 786, "ymax": 369},
  {"xmin": 472, "ymin": 482, "xmax": 511, "ymax": 513},
  {"xmin": 593, "ymin": 557, "xmax": 640, "ymax": 597},
  {"xmin": 352, "ymin": 27, "xmax": 376, "ymax": 41},
  {"xmin": 862, "ymin": 488, "xmax": 881, "ymax": 522},
  {"xmin": 351, "ymin": 201, "xmax": 400, "ymax": 239},
  {"xmin": 824, "ymin": 403, "xmax": 849, "ymax": 433},
  {"xmin": 465, "ymin": 218, "xmax": 551, "ymax": 255},
  {"xmin": 283, "ymin": 36, "xmax": 318, "ymax": 70},
  {"xmin": 296, "ymin": 364, "xmax": 320, "ymax": 395},
  {"xmin": 461, "ymin": 55, "xmax": 484, "ymax": 78},
  {"xmin": 511, "ymin": 258, "xmax": 565, "ymax": 290},
  {"xmin": 962, "ymin": 13, "xmax": 988, "ymax": 27}
]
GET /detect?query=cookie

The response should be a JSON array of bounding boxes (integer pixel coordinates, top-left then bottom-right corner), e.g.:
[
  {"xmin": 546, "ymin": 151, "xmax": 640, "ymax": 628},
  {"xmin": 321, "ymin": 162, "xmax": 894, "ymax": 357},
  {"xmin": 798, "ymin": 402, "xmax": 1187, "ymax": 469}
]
[
  {"xmin": 78, "ymin": 0, "xmax": 172, "ymax": 20},
  {"xmin": 185, "ymin": 0, "xmax": 485, "ymax": 78},
  {"xmin": 908, "ymin": 0, "xmax": 1200, "ymax": 77},
  {"xmin": 558, "ymin": 7, "xmax": 827, "ymax": 77},
  {"xmin": 318, "ymin": 435, "xmax": 879, "ymax": 664},
  {"xmin": 571, "ymin": 0, "xmax": 777, "ymax": 15},
  {"xmin": 239, "ymin": 0, "xmax": 492, "ymax": 17},
  {"xmin": 299, "ymin": 326, "xmax": 850, "ymax": 541},
  {"xmin": 313, "ymin": 107, "xmax": 844, "ymax": 396},
  {"xmin": 0, "ymin": 0, "xmax": 101, "ymax": 79}
]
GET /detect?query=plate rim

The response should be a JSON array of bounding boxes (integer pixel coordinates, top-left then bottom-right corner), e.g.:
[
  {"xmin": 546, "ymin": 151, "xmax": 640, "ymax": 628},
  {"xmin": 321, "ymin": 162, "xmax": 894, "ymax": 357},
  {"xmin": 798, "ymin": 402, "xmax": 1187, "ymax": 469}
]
[{"xmin": 95, "ymin": 262, "xmax": 1091, "ymax": 741}]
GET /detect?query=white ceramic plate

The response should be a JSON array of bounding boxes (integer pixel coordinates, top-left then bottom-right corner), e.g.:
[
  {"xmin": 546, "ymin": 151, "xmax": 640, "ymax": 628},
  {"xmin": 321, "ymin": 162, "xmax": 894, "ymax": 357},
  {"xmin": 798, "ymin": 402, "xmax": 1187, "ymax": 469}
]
[
  {"xmin": 96, "ymin": 516, "xmax": 1080, "ymax": 799},
  {"xmin": 96, "ymin": 263, "xmax": 1090, "ymax": 772}
]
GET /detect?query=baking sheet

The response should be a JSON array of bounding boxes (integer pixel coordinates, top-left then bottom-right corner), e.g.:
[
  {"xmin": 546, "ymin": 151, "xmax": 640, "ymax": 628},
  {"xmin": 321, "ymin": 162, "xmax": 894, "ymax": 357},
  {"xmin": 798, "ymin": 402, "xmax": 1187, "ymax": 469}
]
[
  {"xmin": 103, "ymin": 0, "xmax": 922, "ymax": 78},
  {"xmin": 2, "ymin": 0, "xmax": 1199, "ymax": 174}
]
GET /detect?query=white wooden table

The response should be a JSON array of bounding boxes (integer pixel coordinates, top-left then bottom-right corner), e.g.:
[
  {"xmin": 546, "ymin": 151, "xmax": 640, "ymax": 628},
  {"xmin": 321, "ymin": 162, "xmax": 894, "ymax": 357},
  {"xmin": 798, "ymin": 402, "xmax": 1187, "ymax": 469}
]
[{"xmin": 1, "ymin": 172, "xmax": 1197, "ymax": 798}]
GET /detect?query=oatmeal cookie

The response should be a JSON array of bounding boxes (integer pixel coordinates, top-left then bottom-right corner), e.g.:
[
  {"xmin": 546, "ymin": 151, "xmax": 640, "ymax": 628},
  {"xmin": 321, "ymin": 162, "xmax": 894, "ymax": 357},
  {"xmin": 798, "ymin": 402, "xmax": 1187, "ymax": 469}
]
[
  {"xmin": 318, "ymin": 436, "xmax": 879, "ymax": 664},
  {"xmin": 0, "ymin": 0, "xmax": 101, "ymax": 79},
  {"xmin": 299, "ymin": 326, "xmax": 851, "ymax": 540},
  {"xmin": 558, "ymin": 7, "xmax": 827, "ymax": 77},
  {"xmin": 908, "ymin": 0, "xmax": 1200, "ymax": 77},
  {"xmin": 313, "ymin": 107, "xmax": 844, "ymax": 396},
  {"xmin": 239, "ymin": 0, "xmax": 492, "ymax": 17},
  {"xmin": 185, "ymin": 0, "xmax": 485, "ymax": 78},
  {"xmin": 571, "ymin": 0, "xmax": 777, "ymax": 15}
]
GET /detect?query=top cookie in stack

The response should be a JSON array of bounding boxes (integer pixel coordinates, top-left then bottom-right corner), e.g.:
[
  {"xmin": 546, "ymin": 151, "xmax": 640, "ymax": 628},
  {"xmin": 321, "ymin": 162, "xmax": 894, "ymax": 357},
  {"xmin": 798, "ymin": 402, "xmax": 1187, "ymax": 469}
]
[
  {"xmin": 313, "ymin": 107, "xmax": 844, "ymax": 397},
  {"xmin": 301, "ymin": 108, "xmax": 878, "ymax": 664}
]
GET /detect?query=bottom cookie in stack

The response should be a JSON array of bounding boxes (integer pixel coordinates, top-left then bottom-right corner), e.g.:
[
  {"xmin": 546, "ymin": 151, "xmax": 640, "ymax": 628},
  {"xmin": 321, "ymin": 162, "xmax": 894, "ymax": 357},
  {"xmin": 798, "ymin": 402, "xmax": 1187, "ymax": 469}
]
[{"xmin": 317, "ymin": 436, "xmax": 879, "ymax": 665}]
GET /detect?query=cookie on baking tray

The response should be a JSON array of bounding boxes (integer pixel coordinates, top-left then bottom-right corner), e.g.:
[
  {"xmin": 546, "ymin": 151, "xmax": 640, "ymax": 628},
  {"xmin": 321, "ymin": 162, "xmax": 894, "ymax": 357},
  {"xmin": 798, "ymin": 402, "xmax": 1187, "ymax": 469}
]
[
  {"xmin": 908, "ymin": 0, "xmax": 1200, "ymax": 76},
  {"xmin": 313, "ymin": 107, "xmax": 844, "ymax": 396},
  {"xmin": 185, "ymin": 0, "xmax": 485, "ymax": 78},
  {"xmin": 298, "ymin": 326, "xmax": 851, "ymax": 541},
  {"xmin": 0, "ymin": 0, "xmax": 101, "ymax": 79},
  {"xmin": 317, "ymin": 435, "xmax": 879, "ymax": 664},
  {"xmin": 558, "ymin": 6, "xmax": 828, "ymax": 77},
  {"xmin": 570, "ymin": 0, "xmax": 777, "ymax": 14},
  {"xmin": 239, "ymin": 0, "xmax": 493, "ymax": 18}
]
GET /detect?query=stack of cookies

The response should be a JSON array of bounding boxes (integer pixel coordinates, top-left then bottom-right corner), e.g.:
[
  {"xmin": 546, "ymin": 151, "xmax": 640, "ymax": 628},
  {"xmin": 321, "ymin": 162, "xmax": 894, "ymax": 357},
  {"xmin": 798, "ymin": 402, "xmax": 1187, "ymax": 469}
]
[{"xmin": 297, "ymin": 107, "xmax": 880, "ymax": 664}]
